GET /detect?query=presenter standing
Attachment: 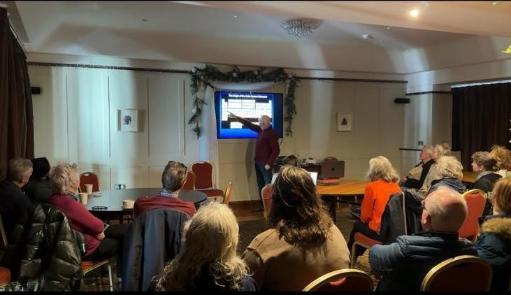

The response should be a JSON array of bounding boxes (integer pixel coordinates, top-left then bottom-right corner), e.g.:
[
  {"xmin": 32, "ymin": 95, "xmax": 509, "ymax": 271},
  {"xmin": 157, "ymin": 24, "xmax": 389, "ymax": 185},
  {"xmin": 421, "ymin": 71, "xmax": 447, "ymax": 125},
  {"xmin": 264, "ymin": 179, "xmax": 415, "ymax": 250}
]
[{"xmin": 228, "ymin": 113, "xmax": 280, "ymax": 210}]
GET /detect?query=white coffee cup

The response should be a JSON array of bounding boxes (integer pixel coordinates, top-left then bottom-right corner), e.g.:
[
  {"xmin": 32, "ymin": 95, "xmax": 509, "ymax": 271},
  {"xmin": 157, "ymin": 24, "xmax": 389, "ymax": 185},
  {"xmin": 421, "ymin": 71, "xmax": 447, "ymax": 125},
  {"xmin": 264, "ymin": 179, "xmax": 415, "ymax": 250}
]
[
  {"xmin": 85, "ymin": 184, "xmax": 93, "ymax": 194},
  {"xmin": 123, "ymin": 200, "xmax": 134, "ymax": 209},
  {"xmin": 79, "ymin": 193, "xmax": 88, "ymax": 205}
]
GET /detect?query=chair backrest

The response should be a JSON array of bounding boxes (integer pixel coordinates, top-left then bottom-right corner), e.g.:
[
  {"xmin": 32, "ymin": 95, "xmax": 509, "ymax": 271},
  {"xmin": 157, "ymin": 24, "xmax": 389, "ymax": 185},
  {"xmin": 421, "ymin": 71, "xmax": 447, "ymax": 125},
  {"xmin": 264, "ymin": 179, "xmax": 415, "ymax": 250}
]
[
  {"xmin": 80, "ymin": 172, "xmax": 99, "ymax": 192},
  {"xmin": 223, "ymin": 182, "xmax": 233, "ymax": 205},
  {"xmin": 458, "ymin": 189, "xmax": 486, "ymax": 239},
  {"xmin": 421, "ymin": 255, "xmax": 492, "ymax": 291},
  {"xmin": 191, "ymin": 162, "xmax": 213, "ymax": 189},
  {"xmin": 0, "ymin": 213, "xmax": 7, "ymax": 249},
  {"xmin": 182, "ymin": 170, "xmax": 196, "ymax": 190},
  {"xmin": 261, "ymin": 184, "xmax": 273, "ymax": 219},
  {"xmin": 303, "ymin": 268, "xmax": 373, "ymax": 292}
]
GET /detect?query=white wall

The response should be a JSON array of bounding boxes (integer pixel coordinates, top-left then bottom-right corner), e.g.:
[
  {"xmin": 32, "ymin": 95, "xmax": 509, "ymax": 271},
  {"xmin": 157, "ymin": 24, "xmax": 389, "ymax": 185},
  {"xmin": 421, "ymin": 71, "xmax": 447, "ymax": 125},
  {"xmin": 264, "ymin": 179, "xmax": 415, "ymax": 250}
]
[{"xmin": 29, "ymin": 65, "xmax": 199, "ymax": 191}]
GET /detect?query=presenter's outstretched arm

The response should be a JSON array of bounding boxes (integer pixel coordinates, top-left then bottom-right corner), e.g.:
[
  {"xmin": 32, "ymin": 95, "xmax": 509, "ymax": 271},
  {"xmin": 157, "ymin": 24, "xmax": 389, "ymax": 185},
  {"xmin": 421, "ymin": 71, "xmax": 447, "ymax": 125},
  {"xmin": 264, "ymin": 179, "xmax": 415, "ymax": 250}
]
[{"xmin": 228, "ymin": 112, "xmax": 261, "ymax": 133}]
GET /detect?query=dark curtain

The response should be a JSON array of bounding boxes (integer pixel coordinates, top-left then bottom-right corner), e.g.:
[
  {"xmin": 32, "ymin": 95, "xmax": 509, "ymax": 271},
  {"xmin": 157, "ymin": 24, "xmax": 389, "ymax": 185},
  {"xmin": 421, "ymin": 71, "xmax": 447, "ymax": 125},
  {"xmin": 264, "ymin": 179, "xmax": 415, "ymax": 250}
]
[
  {"xmin": 0, "ymin": 8, "xmax": 34, "ymax": 180},
  {"xmin": 452, "ymin": 82, "xmax": 511, "ymax": 168}
]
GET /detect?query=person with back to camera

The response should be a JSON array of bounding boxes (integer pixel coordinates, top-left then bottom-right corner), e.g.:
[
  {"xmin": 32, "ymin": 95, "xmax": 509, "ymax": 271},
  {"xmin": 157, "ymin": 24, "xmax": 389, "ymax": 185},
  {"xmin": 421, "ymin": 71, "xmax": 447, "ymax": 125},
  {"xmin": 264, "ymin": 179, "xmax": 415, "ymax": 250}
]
[
  {"xmin": 242, "ymin": 166, "xmax": 350, "ymax": 291},
  {"xmin": 476, "ymin": 177, "xmax": 511, "ymax": 291},
  {"xmin": 151, "ymin": 202, "xmax": 256, "ymax": 291},
  {"xmin": 369, "ymin": 186, "xmax": 476, "ymax": 291},
  {"xmin": 228, "ymin": 113, "xmax": 280, "ymax": 211},
  {"xmin": 48, "ymin": 163, "xmax": 129, "ymax": 264},
  {"xmin": 489, "ymin": 145, "xmax": 511, "ymax": 178},
  {"xmin": 347, "ymin": 156, "xmax": 401, "ymax": 260},
  {"xmin": 24, "ymin": 157, "xmax": 53, "ymax": 204}
]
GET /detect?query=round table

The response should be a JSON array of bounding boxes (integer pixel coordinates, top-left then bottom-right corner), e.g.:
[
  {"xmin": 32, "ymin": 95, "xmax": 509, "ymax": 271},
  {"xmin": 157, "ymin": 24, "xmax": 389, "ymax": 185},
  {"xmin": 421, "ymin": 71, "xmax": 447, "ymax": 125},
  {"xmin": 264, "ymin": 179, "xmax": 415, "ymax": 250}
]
[{"xmin": 86, "ymin": 188, "xmax": 208, "ymax": 212}]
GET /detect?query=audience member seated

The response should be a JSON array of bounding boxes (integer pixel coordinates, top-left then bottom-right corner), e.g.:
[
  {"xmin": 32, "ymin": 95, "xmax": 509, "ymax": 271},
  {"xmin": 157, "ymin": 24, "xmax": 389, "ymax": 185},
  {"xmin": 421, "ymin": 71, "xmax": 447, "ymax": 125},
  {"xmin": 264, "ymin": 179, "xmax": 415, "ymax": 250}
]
[
  {"xmin": 369, "ymin": 187, "xmax": 477, "ymax": 291},
  {"xmin": 348, "ymin": 156, "xmax": 401, "ymax": 259},
  {"xmin": 283, "ymin": 154, "xmax": 299, "ymax": 167},
  {"xmin": 23, "ymin": 157, "xmax": 52, "ymax": 204},
  {"xmin": 0, "ymin": 158, "xmax": 34, "ymax": 242},
  {"xmin": 489, "ymin": 145, "xmax": 511, "ymax": 178},
  {"xmin": 151, "ymin": 203, "xmax": 256, "ymax": 291},
  {"xmin": 476, "ymin": 178, "xmax": 511, "ymax": 291},
  {"xmin": 48, "ymin": 163, "xmax": 128, "ymax": 263},
  {"xmin": 134, "ymin": 161, "xmax": 196, "ymax": 218},
  {"xmin": 242, "ymin": 166, "xmax": 350, "ymax": 291},
  {"xmin": 470, "ymin": 151, "xmax": 502, "ymax": 193},
  {"xmin": 426, "ymin": 155, "xmax": 467, "ymax": 195},
  {"xmin": 402, "ymin": 145, "xmax": 435, "ymax": 190}
]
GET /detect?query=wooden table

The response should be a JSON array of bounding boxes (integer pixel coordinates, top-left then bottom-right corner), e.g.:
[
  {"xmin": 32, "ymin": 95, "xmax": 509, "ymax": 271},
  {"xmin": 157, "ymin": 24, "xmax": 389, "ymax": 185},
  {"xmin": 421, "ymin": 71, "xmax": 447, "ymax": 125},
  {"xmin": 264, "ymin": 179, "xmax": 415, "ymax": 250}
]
[
  {"xmin": 86, "ymin": 188, "xmax": 208, "ymax": 222},
  {"xmin": 316, "ymin": 179, "xmax": 368, "ymax": 221}
]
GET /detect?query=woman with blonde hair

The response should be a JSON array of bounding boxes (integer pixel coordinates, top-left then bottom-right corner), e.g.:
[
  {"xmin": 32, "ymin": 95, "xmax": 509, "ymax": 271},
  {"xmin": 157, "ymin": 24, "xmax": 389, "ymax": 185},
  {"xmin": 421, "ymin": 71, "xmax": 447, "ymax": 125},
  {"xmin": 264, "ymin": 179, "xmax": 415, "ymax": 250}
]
[
  {"xmin": 152, "ymin": 202, "xmax": 256, "ymax": 291},
  {"xmin": 477, "ymin": 178, "xmax": 511, "ymax": 291},
  {"xmin": 348, "ymin": 156, "xmax": 401, "ymax": 259},
  {"xmin": 489, "ymin": 145, "xmax": 511, "ymax": 178},
  {"xmin": 242, "ymin": 166, "xmax": 350, "ymax": 291}
]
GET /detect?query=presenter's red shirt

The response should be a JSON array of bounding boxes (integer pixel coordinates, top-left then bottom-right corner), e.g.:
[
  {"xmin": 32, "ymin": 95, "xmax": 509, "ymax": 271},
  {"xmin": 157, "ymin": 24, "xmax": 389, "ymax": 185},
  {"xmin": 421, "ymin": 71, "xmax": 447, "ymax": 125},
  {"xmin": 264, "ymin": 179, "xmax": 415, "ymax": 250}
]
[{"xmin": 255, "ymin": 128, "xmax": 280, "ymax": 166}]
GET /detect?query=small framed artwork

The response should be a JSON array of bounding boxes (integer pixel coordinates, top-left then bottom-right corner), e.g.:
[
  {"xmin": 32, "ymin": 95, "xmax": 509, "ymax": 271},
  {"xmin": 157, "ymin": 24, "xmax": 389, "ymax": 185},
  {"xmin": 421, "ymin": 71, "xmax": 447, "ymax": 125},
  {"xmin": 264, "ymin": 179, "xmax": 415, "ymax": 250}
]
[
  {"xmin": 336, "ymin": 113, "xmax": 352, "ymax": 132},
  {"xmin": 119, "ymin": 109, "xmax": 139, "ymax": 132}
]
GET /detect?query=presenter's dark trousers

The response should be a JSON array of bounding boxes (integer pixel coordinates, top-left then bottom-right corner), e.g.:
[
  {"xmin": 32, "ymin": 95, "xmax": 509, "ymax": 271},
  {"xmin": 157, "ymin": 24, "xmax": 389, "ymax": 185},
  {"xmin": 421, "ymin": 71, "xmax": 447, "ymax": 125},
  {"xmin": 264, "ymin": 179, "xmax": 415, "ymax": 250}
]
[{"xmin": 255, "ymin": 162, "xmax": 272, "ymax": 208}]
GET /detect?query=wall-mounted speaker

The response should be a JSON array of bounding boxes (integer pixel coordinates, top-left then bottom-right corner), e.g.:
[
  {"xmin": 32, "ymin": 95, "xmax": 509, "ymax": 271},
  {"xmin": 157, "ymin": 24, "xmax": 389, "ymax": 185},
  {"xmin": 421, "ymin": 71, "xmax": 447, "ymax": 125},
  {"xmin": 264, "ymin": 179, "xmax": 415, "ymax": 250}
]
[
  {"xmin": 394, "ymin": 97, "xmax": 410, "ymax": 104},
  {"xmin": 31, "ymin": 87, "xmax": 41, "ymax": 95}
]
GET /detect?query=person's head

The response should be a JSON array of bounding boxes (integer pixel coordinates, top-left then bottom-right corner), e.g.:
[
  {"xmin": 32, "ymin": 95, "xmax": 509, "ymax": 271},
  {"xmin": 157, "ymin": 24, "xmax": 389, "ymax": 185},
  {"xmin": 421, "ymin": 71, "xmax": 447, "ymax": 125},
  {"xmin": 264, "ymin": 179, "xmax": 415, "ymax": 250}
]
[
  {"xmin": 421, "ymin": 186, "xmax": 467, "ymax": 233},
  {"xmin": 433, "ymin": 144, "xmax": 450, "ymax": 160},
  {"xmin": 155, "ymin": 202, "xmax": 249, "ymax": 291},
  {"xmin": 269, "ymin": 166, "xmax": 332, "ymax": 248},
  {"xmin": 49, "ymin": 163, "xmax": 80, "ymax": 194},
  {"xmin": 471, "ymin": 151, "xmax": 497, "ymax": 173},
  {"xmin": 7, "ymin": 158, "xmax": 33, "ymax": 187},
  {"xmin": 161, "ymin": 161, "xmax": 187, "ymax": 192},
  {"xmin": 434, "ymin": 156, "xmax": 464, "ymax": 180},
  {"xmin": 283, "ymin": 154, "xmax": 299, "ymax": 167},
  {"xmin": 420, "ymin": 145, "xmax": 435, "ymax": 162},
  {"xmin": 490, "ymin": 145, "xmax": 511, "ymax": 171},
  {"xmin": 366, "ymin": 156, "xmax": 399, "ymax": 183},
  {"xmin": 258, "ymin": 115, "xmax": 271, "ymax": 130},
  {"xmin": 491, "ymin": 178, "xmax": 511, "ymax": 215},
  {"xmin": 31, "ymin": 157, "xmax": 51, "ymax": 179}
]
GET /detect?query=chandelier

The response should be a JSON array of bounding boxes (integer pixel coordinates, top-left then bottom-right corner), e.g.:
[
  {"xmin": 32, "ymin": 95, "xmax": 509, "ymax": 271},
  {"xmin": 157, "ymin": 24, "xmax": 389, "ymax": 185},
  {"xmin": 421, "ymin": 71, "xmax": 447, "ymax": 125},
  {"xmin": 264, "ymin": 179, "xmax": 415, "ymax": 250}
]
[{"xmin": 281, "ymin": 18, "xmax": 322, "ymax": 39}]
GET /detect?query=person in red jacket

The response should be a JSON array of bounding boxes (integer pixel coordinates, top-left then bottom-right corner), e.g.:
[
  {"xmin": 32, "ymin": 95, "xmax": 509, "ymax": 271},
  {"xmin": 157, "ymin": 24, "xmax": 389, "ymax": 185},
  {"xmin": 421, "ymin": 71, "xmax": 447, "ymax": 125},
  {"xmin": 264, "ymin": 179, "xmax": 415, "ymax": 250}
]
[
  {"xmin": 228, "ymin": 113, "xmax": 280, "ymax": 210},
  {"xmin": 48, "ymin": 163, "xmax": 128, "ymax": 260},
  {"xmin": 348, "ymin": 156, "xmax": 401, "ymax": 259},
  {"xmin": 134, "ymin": 161, "xmax": 197, "ymax": 218}
]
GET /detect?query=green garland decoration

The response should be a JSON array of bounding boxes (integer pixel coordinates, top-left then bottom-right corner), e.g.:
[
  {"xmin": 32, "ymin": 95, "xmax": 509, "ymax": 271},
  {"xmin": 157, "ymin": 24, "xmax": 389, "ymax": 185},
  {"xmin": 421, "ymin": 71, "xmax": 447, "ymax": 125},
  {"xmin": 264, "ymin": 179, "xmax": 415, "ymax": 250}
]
[{"xmin": 189, "ymin": 64, "xmax": 299, "ymax": 138}]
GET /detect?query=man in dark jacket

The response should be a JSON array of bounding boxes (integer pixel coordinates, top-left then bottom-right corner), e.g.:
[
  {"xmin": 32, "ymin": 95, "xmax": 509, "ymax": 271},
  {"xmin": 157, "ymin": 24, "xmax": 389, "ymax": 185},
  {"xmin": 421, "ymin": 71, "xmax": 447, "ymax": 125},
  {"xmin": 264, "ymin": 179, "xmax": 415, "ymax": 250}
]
[
  {"xmin": 0, "ymin": 158, "xmax": 34, "ymax": 242},
  {"xmin": 369, "ymin": 187, "xmax": 476, "ymax": 291},
  {"xmin": 23, "ymin": 157, "xmax": 52, "ymax": 204}
]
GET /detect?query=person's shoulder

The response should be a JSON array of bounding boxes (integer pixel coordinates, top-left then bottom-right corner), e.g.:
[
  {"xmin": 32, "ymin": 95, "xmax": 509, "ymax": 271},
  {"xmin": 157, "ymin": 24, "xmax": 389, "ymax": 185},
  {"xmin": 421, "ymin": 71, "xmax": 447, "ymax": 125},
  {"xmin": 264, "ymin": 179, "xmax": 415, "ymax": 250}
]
[{"xmin": 246, "ymin": 228, "xmax": 279, "ymax": 249}]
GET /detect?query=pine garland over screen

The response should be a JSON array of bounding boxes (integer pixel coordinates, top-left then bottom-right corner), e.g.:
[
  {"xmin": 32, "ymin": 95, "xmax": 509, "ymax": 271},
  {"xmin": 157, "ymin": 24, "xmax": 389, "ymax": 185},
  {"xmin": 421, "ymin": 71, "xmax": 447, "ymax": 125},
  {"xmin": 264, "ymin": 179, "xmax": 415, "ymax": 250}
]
[{"xmin": 189, "ymin": 64, "xmax": 299, "ymax": 138}]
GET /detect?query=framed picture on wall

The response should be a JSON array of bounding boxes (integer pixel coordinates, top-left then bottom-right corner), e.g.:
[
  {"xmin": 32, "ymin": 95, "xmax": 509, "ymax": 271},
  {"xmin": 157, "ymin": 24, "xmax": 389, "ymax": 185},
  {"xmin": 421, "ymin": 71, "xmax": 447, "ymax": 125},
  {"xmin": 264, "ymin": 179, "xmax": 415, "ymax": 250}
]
[
  {"xmin": 120, "ymin": 109, "xmax": 139, "ymax": 132},
  {"xmin": 336, "ymin": 113, "xmax": 352, "ymax": 132}
]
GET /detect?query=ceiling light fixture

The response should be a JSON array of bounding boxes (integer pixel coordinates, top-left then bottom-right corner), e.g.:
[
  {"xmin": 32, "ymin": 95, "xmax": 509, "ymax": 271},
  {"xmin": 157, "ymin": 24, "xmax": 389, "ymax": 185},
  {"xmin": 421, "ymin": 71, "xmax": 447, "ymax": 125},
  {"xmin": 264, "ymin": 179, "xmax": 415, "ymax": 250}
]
[
  {"xmin": 503, "ymin": 45, "xmax": 511, "ymax": 55},
  {"xmin": 409, "ymin": 9, "xmax": 420, "ymax": 18},
  {"xmin": 281, "ymin": 18, "xmax": 322, "ymax": 39}
]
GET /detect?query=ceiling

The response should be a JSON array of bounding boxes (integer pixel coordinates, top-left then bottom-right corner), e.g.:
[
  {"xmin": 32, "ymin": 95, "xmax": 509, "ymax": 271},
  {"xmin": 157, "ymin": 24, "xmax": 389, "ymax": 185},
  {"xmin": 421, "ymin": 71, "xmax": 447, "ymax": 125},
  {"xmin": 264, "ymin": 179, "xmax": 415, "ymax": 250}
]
[{"xmin": 4, "ymin": 1, "xmax": 511, "ymax": 74}]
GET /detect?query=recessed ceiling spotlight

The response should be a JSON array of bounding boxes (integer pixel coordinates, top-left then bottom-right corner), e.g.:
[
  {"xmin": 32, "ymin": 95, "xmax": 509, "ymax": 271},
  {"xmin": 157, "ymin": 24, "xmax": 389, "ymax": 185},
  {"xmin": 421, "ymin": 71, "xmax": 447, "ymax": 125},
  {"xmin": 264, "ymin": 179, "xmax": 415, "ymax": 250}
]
[
  {"xmin": 233, "ymin": 15, "xmax": 238, "ymax": 18},
  {"xmin": 409, "ymin": 9, "xmax": 420, "ymax": 18},
  {"xmin": 362, "ymin": 34, "xmax": 373, "ymax": 40},
  {"xmin": 492, "ymin": 1, "xmax": 498, "ymax": 5}
]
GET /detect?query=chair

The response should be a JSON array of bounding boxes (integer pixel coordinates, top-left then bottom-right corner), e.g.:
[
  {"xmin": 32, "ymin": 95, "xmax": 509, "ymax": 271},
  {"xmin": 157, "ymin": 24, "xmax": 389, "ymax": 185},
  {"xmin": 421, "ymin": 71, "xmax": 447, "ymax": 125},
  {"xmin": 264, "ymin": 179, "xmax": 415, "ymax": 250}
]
[
  {"xmin": 261, "ymin": 184, "xmax": 273, "ymax": 219},
  {"xmin": 303, "ymin": 268, "xmax": 373, "ymax": 292},
  {"xmin": 182, "ymin": 171, "xmax": 196, "ymax": 190},
  {"xmin": 80, "ymin": 172, "xmax": 99, "ymax": 192},
  {"xmin": 192, "ymin": 162, "xmax": 224, "ymax": 198},
  {"xmin": 0, "ymin": 215, "xmax": 11, "ymax": 289},
  {"xmin": 350, "ymin": 232, "xmax": 381, "ymax": 268},
  {"xmin": 81, "ymin": 259, "xmax": 113, "ymax": 291},
  {"xmin": 420, "ymin": 255, "xmax": 492, "ymax": 291},
  {"xmin": 223, "ymin": 182, "xmax": 233, "ymax": 206},
  {"xmin": 458, "ymin": 189, "xmax": 486, "ymax": 240}
]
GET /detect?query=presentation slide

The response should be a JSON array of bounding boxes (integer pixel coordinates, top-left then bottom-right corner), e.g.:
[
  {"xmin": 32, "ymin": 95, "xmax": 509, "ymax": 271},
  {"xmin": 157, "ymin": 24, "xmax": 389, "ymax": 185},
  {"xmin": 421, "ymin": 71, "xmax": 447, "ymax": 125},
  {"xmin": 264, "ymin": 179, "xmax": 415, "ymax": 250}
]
[{"xmin": 215, "ymin": 91, "xmax": 283, "ymax": 139}]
